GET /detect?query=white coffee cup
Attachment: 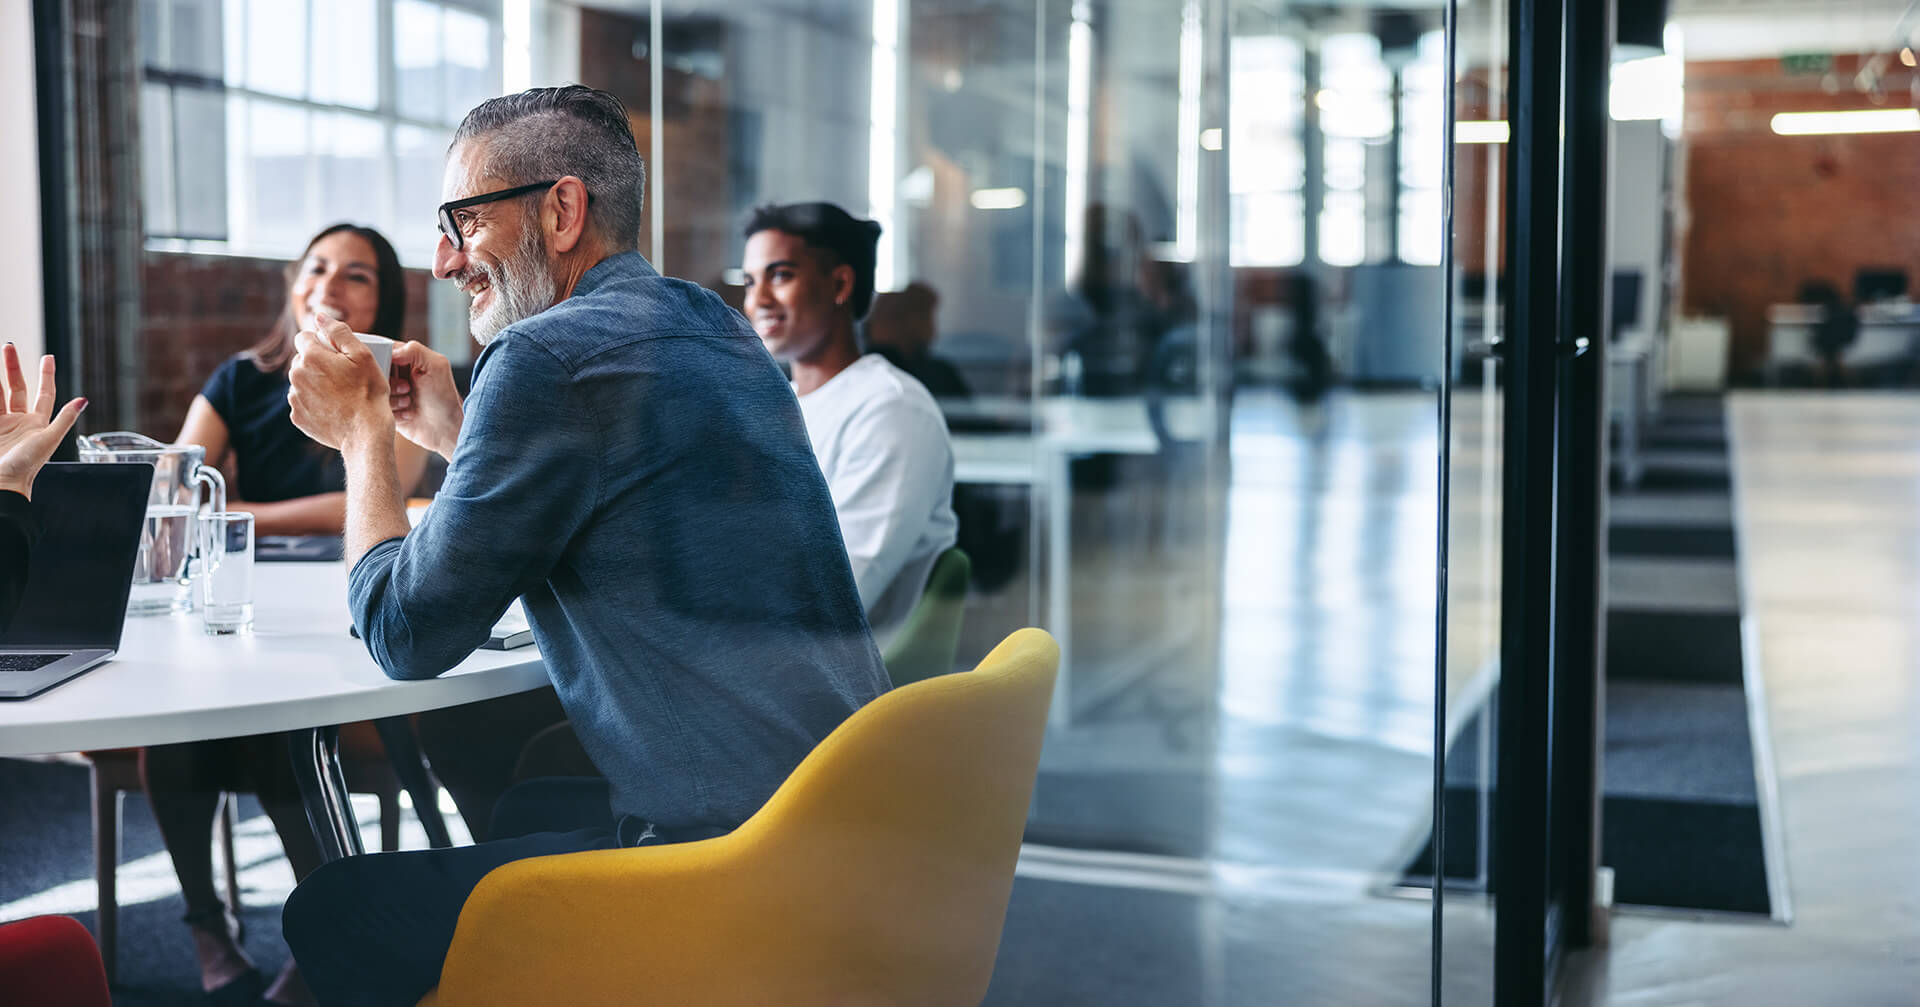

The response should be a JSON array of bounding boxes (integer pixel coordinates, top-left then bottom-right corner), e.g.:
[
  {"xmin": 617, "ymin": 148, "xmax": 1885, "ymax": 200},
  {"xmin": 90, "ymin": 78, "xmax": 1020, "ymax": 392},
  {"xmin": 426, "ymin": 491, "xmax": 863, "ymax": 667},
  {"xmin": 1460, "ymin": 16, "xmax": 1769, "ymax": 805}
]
[{"xmin": 354, "ymin": 332, "xmax": 394, "ymax": 376}]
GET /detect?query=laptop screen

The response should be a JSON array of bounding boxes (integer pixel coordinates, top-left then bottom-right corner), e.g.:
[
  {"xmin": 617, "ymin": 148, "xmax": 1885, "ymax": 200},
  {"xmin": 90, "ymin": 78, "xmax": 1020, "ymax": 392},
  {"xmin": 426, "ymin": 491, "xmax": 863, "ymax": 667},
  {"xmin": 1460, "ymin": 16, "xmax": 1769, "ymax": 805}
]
[{"xmin": 2, "ymin": 463, "xmax": 152, "ymax": 650}]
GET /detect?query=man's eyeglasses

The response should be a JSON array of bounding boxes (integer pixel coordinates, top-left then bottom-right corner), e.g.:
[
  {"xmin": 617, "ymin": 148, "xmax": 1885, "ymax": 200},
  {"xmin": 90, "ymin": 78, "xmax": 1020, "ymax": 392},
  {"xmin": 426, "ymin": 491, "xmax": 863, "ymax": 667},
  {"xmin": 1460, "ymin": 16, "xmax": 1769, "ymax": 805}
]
[{"xmin": 437, "ymin": 180, "xmax": 558, "ymax": 252}]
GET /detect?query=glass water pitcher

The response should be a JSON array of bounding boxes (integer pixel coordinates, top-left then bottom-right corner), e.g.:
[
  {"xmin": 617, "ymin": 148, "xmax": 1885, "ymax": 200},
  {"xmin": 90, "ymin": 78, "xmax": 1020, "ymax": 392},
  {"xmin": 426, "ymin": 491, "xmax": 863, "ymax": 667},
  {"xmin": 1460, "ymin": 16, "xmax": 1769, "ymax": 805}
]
[{"xmin": 77, "ymin": 432, "xmax": 227, "ymax": 616}]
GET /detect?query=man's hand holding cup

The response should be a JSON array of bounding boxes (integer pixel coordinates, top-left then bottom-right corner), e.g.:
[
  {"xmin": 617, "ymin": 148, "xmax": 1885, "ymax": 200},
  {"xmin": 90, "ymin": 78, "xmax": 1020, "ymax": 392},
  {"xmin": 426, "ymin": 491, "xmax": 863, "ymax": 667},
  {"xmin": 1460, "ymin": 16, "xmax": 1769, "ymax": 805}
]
[
  {"xmin": 288, "ymin": 311, "xmax": 395, "ymax": 453},
  {"xmin": 389, "ymin": 340, "xmax": 465, "ymax": 461}
]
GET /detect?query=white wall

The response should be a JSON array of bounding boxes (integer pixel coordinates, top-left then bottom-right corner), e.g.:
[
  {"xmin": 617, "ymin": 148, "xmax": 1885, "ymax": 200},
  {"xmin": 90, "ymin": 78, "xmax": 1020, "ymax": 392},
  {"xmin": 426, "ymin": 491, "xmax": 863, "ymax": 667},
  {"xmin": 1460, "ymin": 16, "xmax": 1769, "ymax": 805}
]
[
  {"xmin": 1609, "ymin": 119, "xmax": 1666, "ymax": 340},
  {"xmin": 2, "ymin": 2, "xmax": 45, "ymax": 361}
]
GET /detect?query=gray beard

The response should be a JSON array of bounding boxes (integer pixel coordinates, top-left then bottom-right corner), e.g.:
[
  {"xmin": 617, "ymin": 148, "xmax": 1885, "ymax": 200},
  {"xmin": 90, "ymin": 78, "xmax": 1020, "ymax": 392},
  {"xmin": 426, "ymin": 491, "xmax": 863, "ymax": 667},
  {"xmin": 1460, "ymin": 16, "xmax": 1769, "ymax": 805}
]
[{"xmin": 470, "ymin": 225, "xmax": 557, "ymax": 347}]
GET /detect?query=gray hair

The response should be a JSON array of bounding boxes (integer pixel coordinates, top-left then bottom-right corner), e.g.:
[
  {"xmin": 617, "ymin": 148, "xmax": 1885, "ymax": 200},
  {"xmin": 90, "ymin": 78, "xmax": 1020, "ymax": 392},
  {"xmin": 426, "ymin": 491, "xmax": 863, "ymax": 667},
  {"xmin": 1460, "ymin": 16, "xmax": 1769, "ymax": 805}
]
[{"xmin": 451, "ymin": 86, "xmax": 646, "ymax": 252}]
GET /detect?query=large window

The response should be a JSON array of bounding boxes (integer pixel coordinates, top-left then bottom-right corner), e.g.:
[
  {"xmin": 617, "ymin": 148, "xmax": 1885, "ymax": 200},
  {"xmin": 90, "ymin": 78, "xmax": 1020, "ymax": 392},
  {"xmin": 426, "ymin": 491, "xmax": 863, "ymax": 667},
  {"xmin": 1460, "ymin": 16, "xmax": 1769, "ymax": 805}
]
[
  {"xmin": 1315, "ymin": 28, "xmax": 1444, "ymax": 267},
  {"xmin": 1397, "ymin": 30, "xmax": 1446, "ymax": 266},
  {"xmin": 1317, "ymin": 32, "xmax": 1391, "ymax": 267},
  {"xmin": 141, "ymin": 0, "xmax": 501, "ymax": 265},
  {"xmin": 1228, "ymin": 34, "xmax": 1306, "ymax": 267}
]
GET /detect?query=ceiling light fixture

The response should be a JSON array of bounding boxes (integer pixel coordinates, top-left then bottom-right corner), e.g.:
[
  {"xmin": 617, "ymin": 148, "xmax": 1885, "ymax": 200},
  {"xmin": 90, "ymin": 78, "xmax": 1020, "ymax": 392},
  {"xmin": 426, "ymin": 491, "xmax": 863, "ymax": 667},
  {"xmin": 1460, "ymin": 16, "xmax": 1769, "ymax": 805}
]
[
  {"xmin": 1769, "ymin": 108, "xmax": 1920, "ymax": 136},
  {"xmin": 1455, "ymin": 120, "xmax": 1511, "ymax": 144},
  {"xmin": 969, "ymin": 187, "xmax": 1028, "ymax": 210}
]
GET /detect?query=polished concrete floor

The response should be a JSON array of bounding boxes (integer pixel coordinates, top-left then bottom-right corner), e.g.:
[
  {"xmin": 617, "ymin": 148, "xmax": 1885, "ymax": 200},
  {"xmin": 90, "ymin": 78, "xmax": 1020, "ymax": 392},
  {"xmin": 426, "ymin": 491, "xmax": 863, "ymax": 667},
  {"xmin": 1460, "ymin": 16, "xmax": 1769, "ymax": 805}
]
[
  {"xmin": 1565, "ymin": 393, "xmax": 1920, "ymax": 1006},
  {"xmin": 993, "ymin": 388, "xmax": 1483, "ymax": 1004}
]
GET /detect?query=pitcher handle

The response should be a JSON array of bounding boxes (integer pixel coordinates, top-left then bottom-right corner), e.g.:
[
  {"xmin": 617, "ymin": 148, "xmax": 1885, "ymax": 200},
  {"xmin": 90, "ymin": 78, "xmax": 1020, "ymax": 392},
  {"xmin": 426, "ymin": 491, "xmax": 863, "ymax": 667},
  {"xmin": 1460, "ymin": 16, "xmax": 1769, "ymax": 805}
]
[
  {"xmin": 187, "ymin": 466, "xmax": 229, "ymax": 584},
  {"xmin": 195, "ymin": 464, "xmax": 227, "ymax": 517}
]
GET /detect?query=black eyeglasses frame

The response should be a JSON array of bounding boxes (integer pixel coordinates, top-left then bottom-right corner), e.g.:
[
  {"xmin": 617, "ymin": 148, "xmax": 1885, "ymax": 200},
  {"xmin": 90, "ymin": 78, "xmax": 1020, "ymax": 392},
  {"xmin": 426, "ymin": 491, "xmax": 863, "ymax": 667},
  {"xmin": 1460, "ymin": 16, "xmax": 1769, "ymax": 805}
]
[{"xmin": 436, "ymin": 180, "xmax": 560, "ymax": 251}]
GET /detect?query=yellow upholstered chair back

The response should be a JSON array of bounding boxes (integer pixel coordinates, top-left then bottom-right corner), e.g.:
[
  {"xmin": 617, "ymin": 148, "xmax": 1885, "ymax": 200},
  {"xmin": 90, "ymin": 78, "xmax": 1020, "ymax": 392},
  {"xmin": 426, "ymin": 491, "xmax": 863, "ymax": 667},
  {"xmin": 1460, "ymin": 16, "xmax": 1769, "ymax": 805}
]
[{"xmin": 423, "ymin": 628, "xmax": 1059, "ymax": 1007}]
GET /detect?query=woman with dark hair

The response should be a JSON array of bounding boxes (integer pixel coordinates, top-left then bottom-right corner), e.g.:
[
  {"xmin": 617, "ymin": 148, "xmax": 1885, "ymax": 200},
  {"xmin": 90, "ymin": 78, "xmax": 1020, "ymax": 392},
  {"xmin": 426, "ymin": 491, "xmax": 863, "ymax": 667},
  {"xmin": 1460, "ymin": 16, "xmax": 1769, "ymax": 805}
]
[
  {"xmin": 175, "ymin": 222, "xmax": 427, "ymax": 532},
  {"xmin": 147, "ymin": 224, "xmax": 425, "ymax": 1006}
]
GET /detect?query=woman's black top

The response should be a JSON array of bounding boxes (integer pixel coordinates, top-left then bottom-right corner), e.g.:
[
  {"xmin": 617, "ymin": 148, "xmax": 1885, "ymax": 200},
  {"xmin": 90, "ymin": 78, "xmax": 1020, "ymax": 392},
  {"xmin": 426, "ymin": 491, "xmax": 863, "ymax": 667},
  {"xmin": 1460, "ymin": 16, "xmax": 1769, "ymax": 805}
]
[
  {"xmin": 0, "ymin": 490, "xmax": 34, "ymax": 630},
  {"xmin": 200, "ymin": 355, "xmax": 346, "ymax": 503}
]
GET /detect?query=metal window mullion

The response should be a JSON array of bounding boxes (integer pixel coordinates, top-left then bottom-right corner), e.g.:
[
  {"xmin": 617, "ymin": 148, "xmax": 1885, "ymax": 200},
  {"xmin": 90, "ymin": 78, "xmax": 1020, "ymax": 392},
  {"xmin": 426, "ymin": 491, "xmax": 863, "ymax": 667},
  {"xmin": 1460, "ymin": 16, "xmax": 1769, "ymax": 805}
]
[
  {"xmin": 381, "ymin": 0, "xmax": 401, "ymax": 242},
  {"xmin": 302, "ymin": 0, "xmax": 315, "ymax": 102},
  {"xmin": 649, "ymin": 0, "xmax": 663, "ymax": 269},
  {"xmin": 378, "ymin": 0, "xmax": 396, "ymax": 117},
  {"xmin": 1302, "ymin": 43, "xmax": 1323, "ymax": 269},
  {"xmin": 1492, "ymin": 0, "xmax": 1566, "ymax": 996},
  {"xmin": 1549, "ymin": 0, "xmax": 1614, "ymax": 957},
  {"xmin": 306, "ymin": 94, "xmax": 322, "ymax": 248},
  {"xmin": 1433, "ymin": 0, "xmax": 1460, "ymax": 997},
  {"xmin": 167, "ymin": 83, "xmax": 184, "ymax": 241}
]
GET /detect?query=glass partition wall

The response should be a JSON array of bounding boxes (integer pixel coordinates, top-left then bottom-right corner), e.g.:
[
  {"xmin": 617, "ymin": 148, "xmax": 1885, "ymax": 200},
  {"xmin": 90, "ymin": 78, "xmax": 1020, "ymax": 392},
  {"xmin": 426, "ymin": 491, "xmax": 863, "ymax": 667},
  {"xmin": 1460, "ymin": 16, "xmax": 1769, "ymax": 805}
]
[
  {"xmin": 41, "ymin": 0, "xmax": 1553, "ymax": 998},
  {"xmin": 550, "ymin": 0, "xmax": 1455, "ymax": 998},
  {"xmin": 1439, "ymin": 0, "xmax": 1508, "ymax": 996}
]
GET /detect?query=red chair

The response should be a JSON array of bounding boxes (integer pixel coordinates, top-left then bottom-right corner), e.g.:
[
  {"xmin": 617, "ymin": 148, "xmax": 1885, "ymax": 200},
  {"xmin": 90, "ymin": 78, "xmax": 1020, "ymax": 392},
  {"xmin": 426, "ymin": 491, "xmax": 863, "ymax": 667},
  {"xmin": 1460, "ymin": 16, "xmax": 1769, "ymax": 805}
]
[{"xmin": 0, "ymin": 915, "xmax": 112, "ymax": 1007}]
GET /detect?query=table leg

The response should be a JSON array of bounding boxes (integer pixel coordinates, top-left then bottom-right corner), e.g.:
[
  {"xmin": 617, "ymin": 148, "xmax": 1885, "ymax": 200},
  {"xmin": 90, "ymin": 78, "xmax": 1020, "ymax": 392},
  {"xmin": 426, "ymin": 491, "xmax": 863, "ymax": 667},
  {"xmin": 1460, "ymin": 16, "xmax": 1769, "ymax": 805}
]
[
  {"xmin": 372, "ymin": 716, "xmax": 454, "ymax": 849},
  {"xmin": 290, "ymin": 726, "xmax": 365, "ymax": 863}
]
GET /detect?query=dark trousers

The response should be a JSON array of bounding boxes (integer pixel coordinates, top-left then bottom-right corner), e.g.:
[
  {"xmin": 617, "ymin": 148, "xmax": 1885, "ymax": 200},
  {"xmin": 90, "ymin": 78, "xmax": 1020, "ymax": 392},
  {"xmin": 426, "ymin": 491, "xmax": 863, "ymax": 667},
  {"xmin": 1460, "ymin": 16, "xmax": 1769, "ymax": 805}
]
[
  {"xmin": 412, "ymin": 687, "xmax": 572, "ymax": 842},
  {"xmin": 282, "ymin": 777, "xmax": 625, "ymax": 1007}
]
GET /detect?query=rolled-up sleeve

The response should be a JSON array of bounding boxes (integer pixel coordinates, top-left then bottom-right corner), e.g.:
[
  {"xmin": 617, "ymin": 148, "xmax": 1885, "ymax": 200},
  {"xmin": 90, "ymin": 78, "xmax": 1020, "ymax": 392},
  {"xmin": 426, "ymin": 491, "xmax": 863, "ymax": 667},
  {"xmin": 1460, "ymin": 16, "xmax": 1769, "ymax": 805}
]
[{"xmin": 348, "ymin": 337, "xmax": 600, "ymax": 680}]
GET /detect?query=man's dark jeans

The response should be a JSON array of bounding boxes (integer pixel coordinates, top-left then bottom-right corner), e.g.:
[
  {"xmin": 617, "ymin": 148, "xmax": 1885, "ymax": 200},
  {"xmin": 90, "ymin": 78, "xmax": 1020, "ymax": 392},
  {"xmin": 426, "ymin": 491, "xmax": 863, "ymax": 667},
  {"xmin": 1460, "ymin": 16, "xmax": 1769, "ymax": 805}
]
[{"xmin": 283, "ymin": 777, "xmax": 626, "ymax": 1007}]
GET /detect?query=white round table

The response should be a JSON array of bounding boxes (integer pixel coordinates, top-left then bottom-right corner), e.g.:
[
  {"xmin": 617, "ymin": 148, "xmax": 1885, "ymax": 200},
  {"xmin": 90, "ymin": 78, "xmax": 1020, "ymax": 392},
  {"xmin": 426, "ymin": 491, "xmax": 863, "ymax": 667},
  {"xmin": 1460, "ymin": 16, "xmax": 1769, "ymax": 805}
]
[{"xmin": 0, "ymin": 562, "xmax": 550, "ymax": 859}]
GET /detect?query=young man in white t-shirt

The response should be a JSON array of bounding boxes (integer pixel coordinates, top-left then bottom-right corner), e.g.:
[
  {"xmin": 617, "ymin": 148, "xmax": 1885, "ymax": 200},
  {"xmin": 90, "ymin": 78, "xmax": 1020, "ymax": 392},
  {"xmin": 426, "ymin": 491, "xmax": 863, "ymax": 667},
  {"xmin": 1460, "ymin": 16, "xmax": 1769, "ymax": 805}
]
[{"xmin": 741, "ymin": 202, "xmax": 958, "ymax": 643}]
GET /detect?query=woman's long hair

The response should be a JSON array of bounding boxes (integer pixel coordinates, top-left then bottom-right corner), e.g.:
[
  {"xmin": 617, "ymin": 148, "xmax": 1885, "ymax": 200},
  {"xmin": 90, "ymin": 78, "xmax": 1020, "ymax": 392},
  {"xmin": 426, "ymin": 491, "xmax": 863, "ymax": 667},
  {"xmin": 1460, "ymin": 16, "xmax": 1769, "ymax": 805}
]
[{"xmin": 249, "ymin": 223, "xmax": 407, "ymax": 372}]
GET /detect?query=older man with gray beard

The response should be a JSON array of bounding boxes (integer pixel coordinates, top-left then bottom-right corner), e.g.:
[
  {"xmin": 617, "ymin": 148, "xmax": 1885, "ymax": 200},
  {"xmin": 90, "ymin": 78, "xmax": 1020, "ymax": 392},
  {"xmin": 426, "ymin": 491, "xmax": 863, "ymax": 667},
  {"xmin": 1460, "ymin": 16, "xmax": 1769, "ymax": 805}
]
[{"xmin": 280, "ymin": 85, "xmax": 886, "ymax": 1006}]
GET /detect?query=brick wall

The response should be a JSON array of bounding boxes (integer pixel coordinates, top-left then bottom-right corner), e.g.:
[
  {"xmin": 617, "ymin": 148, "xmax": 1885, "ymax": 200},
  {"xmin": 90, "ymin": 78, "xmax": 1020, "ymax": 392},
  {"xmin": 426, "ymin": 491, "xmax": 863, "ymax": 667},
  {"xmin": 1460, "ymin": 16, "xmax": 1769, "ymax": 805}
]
[
  {"xmin": 577, "ymin": 7, "xmax": 734, "ymax": 285},
  {"xmin": 134, "ymin": 251, "xmax": 433, "ymax": 439},
  {"xmin": 1680, "ymin": 57, "xmax": 1920, "ymax": 375}
]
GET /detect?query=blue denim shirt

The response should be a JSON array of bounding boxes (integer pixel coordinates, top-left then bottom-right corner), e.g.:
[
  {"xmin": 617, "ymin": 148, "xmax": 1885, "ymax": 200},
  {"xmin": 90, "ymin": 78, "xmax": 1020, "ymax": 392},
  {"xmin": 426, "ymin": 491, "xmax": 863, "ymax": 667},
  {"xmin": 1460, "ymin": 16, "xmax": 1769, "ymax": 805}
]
[{"xmin": 348, "ymin": 251, "xmax": 889, "ymax": 833}]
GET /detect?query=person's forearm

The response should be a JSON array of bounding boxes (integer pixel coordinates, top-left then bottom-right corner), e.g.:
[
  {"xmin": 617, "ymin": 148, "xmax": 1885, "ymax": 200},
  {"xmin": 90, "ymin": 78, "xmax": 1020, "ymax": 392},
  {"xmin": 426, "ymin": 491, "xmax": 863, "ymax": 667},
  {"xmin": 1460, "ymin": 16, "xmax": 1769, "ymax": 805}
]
[
  {"xmin": 232, "ymin": 492, "xmax": 348, "ymax": 536},
  {"xmin": 341, "ymin": 430, "xmax": 413, "ymax": 570}
]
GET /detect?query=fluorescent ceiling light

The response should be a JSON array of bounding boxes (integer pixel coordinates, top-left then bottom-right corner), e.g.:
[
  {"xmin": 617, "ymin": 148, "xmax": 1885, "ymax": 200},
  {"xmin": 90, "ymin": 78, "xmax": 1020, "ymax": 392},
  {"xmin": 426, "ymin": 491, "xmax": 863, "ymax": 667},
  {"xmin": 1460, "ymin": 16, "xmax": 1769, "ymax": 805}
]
[
  {"xmin": 970, "ymin": 187, "xmax": 1028, "ymax": 210},
  {"xmin": 1770, "ymin": 109, "xmax": 1920, "ymax": 136},
  {"xmin": 1455, "ymin": 120, "xmax": 1510, "ymax": 144}
]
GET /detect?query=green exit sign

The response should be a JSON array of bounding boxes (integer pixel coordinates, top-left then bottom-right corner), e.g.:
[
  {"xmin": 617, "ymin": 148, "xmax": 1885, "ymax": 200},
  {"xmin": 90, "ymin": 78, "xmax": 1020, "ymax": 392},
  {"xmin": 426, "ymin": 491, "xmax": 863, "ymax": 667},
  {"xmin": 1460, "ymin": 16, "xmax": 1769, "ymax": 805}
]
[{"xmin": 1781, "ymin": 53, "xmax": 1833, "ymax": 75}]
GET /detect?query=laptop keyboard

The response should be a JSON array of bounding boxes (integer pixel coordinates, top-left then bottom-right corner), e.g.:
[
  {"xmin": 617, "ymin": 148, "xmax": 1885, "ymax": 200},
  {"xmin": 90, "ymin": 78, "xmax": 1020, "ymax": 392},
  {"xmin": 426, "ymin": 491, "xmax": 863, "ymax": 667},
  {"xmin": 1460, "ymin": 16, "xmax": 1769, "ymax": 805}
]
[{"xmin": 0, "ymin": 653, "xmax": 69, "ymax": 673}]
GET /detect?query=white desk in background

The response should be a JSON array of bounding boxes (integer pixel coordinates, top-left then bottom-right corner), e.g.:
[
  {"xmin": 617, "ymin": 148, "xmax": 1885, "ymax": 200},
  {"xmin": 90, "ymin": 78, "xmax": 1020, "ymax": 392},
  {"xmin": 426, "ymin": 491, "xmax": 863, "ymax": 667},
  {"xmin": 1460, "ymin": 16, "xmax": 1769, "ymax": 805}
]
[
  {"xmin": 1848, "ymin": 303, "xmax": 1920, "ymax": 375},
  {"xmin": 947, "ymin": 395, "xmax": 1214, "ymax": 727},
  {"xmin": 1767, "ymin": 303, "xmax": 1920, "ymax": 383},
  {"xmin": 1765, "ymin": 303, "xmax": 1824, "ymax": 385},
  {"xmin": 1609, "ymin": 334, "xmax": 1654, "ymax": 487},
  {"xmin": 0, "ymin": 563, "xmax": 550, "ymax": 863}
]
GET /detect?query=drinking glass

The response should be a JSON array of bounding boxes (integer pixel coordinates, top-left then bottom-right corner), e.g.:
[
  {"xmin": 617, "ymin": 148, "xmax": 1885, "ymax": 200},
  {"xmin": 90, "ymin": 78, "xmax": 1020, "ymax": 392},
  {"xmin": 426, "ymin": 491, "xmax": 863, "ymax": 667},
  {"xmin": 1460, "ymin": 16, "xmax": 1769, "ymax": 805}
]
[{"xmin": 200, "ymin": 512, "xmax": 255, "ymax": 635}]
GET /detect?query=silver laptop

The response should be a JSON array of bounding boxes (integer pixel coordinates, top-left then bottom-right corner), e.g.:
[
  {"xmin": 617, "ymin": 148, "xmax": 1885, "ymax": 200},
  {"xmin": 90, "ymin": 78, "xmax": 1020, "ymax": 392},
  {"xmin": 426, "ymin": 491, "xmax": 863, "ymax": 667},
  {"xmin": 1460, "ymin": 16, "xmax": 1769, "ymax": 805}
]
[{"xmin": 0, "ymin": 462, "xmax": 152, "ymax": 700}]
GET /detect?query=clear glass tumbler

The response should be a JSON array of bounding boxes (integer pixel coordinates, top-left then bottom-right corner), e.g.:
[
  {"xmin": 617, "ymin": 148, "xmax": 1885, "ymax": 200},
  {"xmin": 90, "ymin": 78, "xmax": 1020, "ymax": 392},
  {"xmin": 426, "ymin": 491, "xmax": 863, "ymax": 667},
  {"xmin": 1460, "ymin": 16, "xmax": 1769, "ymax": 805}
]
[{"xmin": 200, "ymin": 512, "xmax": 255, "ymax": 635}]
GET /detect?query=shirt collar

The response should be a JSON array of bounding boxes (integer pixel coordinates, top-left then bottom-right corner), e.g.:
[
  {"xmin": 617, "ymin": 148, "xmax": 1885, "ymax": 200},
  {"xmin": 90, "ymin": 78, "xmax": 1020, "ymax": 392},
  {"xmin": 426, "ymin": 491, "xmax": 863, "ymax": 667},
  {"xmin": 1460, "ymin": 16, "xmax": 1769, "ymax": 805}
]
[{"xmin": 572, "ymin": 250, "xmax": 659, "ymax": 298}]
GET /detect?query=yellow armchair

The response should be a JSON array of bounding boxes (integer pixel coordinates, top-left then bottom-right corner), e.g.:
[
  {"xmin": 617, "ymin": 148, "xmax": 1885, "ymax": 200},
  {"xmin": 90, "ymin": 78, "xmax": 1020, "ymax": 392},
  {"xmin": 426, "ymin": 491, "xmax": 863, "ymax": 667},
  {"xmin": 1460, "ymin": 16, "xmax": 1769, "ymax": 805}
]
[{"xmin": 420, "ymin": 628, "xmax": 1059, "ymax": 1007}]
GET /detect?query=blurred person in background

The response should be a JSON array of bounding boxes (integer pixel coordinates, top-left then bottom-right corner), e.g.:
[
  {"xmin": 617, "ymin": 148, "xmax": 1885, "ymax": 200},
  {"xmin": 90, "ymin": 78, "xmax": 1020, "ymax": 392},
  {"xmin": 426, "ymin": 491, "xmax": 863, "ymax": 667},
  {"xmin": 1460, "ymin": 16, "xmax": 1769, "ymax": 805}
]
[{"xmin": 863, "ymin": 281, "xmax": 971, "ymax": 400}]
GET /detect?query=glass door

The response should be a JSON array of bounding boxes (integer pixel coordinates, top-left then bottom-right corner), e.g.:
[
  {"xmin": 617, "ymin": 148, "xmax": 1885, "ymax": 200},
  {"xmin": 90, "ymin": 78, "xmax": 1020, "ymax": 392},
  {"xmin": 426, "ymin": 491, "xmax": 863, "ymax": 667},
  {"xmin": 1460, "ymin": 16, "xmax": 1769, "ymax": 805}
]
[{"xmin": 1436, "ymin": 0, "xmax": 1509, "ymax": 997}]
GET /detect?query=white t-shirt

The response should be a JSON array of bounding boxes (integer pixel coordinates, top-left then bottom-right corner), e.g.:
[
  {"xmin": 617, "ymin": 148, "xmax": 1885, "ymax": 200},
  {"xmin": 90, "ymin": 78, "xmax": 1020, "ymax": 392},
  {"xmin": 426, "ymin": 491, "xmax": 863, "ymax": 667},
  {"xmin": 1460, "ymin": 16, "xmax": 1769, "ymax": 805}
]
[{"xmin": 796, "ymin": 353, "xmax": 959, "ymax": 644}]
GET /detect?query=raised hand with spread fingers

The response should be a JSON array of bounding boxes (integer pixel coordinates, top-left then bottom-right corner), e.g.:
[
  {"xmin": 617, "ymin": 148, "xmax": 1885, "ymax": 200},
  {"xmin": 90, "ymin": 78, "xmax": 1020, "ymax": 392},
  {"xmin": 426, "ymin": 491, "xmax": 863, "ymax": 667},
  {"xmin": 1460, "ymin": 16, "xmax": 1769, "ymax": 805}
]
[{"xmin": 0, "ymin": 344, "xmax": 87, "ymax": 501}]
